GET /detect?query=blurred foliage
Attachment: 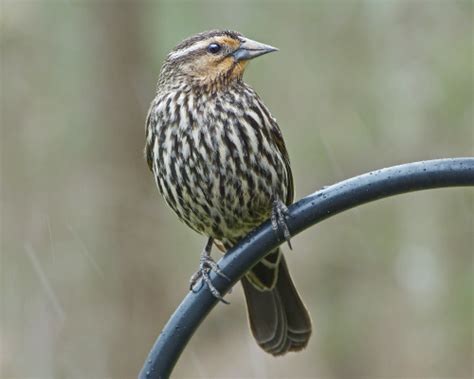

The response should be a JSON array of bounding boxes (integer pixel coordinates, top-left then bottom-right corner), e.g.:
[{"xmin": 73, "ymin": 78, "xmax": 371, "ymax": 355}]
[{"xmin": 1, "ymin": 1, "xmax": 472, "ymax": 378}]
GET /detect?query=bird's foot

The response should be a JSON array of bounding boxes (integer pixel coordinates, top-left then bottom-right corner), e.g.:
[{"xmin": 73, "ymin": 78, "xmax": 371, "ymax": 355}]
[
  {"xmin": 271, "ymin": 199, "xmax": 292, "ymax": 250},
  {"xmin": 189, "ymin": 238, "xmax": 230, "ymax": 304}
]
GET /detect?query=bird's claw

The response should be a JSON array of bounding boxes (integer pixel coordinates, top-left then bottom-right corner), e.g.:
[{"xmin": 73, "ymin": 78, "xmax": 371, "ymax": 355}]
[
  {"xmin": 189, "ymin": 250, "xmax": 230, "ymax": 304},
  {"xmin": 271, "ymin": 199, "xmax": 292, "ymax": 250}
]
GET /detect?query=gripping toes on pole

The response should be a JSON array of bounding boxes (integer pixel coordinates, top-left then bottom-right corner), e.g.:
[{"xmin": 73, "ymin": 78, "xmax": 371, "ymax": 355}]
[
  {"xmin": 271, "ymin": 199, "xmax": 293, "ymax": 250},
  {"xmin": 189, "ymin": 238, "xmax": 230, "ymax": 304}
]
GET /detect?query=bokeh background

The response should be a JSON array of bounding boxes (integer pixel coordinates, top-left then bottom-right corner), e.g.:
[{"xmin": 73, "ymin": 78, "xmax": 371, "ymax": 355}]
[{"xmin": 1, "ymin": 1, "xmax": 473, "ymax": 378}]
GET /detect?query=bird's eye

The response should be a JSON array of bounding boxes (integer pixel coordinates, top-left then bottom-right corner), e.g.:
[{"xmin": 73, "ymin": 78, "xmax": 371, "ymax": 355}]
[{"xmin": 207, "ymin": 43, "xmax": 221, "ymax": 54}]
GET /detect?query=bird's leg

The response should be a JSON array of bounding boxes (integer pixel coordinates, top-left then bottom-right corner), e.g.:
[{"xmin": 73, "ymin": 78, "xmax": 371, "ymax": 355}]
[
  {"xmin": 189, "ymin": 237, "xmax": 230, "ymax": 304},
  {"xmin": 271, "ymin": 198, "xmax": 293, "ymax": 250}
]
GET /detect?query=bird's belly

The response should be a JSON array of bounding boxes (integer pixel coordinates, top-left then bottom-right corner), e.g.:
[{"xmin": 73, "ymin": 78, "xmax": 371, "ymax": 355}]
[
  {"xmin": 154, "ymin": 123, "xmax": 288, "ymax": 242},
  {"xmin": 183, "ymin": 172, "xmax": 271, "ymax": 241}
]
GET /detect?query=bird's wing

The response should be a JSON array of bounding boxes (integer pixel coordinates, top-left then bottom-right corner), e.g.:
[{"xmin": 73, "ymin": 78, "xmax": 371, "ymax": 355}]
[
  {"xmin": 270, "ymin": 119, "xmax": 294, "ymax": 205},
  {"xmin": 144, "ymin": 107, "xmax": 156, "ymax": 172},
  {"xmin": 252, "ymin": 90, "xmax": 294, "ymax": 205}
]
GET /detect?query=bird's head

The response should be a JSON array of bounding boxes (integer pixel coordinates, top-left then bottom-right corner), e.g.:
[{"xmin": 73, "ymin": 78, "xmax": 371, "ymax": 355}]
[{"xmin": 159, "ymin": 30, "xmax": 278, "ymax": 89}]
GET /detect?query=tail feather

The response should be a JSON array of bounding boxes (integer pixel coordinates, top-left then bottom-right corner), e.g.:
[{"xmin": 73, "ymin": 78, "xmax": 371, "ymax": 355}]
[
  {"xmin": 276, "ymin": 257, "xmax": 312, "ymax": 346},
  {"xmin": 241, "ymin": 251, "xmax": 312, "ymax": 356}
]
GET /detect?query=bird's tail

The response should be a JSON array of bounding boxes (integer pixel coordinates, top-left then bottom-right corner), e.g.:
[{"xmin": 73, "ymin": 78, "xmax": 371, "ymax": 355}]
[{"xmin": 241, "ymin": 249, "xmax": 312, "ymax": 355}]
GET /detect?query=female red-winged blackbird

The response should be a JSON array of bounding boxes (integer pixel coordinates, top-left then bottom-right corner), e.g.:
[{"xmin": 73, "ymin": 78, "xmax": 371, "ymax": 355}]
[{"xmin": 145, "ymin": 30, "xmax": 311, "ymax": 355}]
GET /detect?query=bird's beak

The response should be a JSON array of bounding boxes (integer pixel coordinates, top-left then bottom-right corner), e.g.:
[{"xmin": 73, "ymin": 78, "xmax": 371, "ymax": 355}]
[{"xmin": 232, "ymin": 38, "xmax": 278, "ymax": 62}]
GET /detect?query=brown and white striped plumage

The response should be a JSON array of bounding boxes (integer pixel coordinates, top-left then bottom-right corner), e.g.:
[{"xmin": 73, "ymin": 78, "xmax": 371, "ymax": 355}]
[{"xmin": 145, "ymin": 30, "xmax": 311, "ymax": 355}]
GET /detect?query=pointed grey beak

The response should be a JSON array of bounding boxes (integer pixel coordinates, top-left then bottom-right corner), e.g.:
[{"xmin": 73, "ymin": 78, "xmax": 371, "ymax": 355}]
[{"xmin": 232, "ymin": 37, "xmax": 278, "ymax": 62}]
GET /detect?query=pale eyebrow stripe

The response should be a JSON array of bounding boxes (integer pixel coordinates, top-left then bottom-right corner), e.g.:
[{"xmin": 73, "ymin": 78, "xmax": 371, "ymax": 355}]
[{"xmin": 168, "ymin": 39, "xmax": 213, "ymax": 60}]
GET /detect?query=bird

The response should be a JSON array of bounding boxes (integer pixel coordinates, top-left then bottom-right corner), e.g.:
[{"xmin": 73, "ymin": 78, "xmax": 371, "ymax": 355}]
[{"xmin": 145, "ymin": 30, "xmax": 311, "ymax": 355}]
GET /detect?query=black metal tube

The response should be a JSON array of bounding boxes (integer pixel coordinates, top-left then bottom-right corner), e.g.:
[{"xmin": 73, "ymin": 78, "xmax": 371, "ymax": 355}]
[{"xmin": 139, "ymin": 158, "xmax": 474, "ymax": 379}]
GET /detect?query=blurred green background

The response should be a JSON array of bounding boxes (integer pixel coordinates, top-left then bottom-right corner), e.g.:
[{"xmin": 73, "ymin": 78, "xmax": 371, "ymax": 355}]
[{"xmin": 1, "ymin": 1, "xmax": 473, "ymax": 378}]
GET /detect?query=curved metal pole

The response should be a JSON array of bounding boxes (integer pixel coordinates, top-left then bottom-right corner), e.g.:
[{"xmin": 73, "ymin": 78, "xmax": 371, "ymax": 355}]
[{"xmin": 139, "ymin": 158, "xmax": 474, "ymax": 379}]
